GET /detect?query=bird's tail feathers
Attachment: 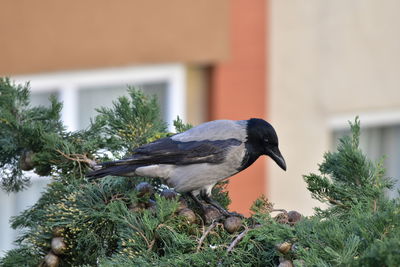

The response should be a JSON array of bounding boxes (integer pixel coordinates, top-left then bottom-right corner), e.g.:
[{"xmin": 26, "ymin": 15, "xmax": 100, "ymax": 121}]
[
  {"xmin": 100, "ymin": 158, "xmax": 138, "ymax": 167},
  {"xmin": 86, "ymin": 164, "xmax": 140, "ymax": 180}
]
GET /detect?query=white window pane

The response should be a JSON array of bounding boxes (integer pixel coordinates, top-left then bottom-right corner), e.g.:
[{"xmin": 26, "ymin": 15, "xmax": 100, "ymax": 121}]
[
  {"xmin": 0, "ymin": 177, "xmax": 50, "ymax": 257},
  {"xmin": 0, "ymin": 190, "xmax": 16, "ymax": 257},
  {"xmin": 30, "ymin": 91, "xmax": 59, "ymax": 108},
  {"xmin": 77, "ymin": 82, "xmax": 167, "ymax": 130},
  {"xmin": 381, "ymin": 126, "xmax": 400, "ymax": 199},
  {"xmin": 332, "ymin": 125, "xmax": 400, "ymax": 198}
]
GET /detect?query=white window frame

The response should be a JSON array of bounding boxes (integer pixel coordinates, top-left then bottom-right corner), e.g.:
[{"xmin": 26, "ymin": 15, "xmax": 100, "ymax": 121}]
[
  {"xmin": 328, "ymin": 109, "xmax": 400, "ymax": 130},
  {"xmin": 12, "ymin": 64, "xmax": 186, "ymax": 132}
]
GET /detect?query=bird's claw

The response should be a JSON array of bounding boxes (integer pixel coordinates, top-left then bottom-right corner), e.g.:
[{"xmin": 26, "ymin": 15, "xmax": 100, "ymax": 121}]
[
  {"xmin": 226, "ymin": 211, "xmax": 244, "ymax": 218},
  {"xmin": 220, "ymin": 210, "xmax": 244, "ymax": 218}
]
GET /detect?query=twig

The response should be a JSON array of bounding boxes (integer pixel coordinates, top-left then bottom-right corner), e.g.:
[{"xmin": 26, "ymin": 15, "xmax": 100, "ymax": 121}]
[
  {"xmin": 56, "ymin": 149, "xmax": 98, "ymax": 178},
  {"xmin": 156, "ymin": 223, "xmax": 176, "ymax": 232},
  {"xmin": 326, "ymin": 197, "xmax": 346, "ymax": 207},
  {"xmin": 271, "ymin": 209, "xmax": 288, "ymax": 214},
  {"xmin": 226, "ymin": 225, "xmax": 261, "ymax": 253},
  {"xmin": 147, "ymin": 239, "xmax": 155, "ymax": 252},
  {"xmin": 197, "ymin": 221, "xmax": 218, "ymax": 252},
  {"xmin": 148, "ymin": 224, "xmax": 178, "ymax": 252},
  {"xmin": 227, "ymin": 227, "xmax": 250, "ymax": 253},
  {"xmin": 126, "ymin": 222, "xmax": 151, "ymax": 249},
  {"xmin": 109, "ymin": 193, "xmax": 130, "ymax": 203},
  {"xmin": 55, "ymin": 149, "xmax": 98, "ymax": 168}
]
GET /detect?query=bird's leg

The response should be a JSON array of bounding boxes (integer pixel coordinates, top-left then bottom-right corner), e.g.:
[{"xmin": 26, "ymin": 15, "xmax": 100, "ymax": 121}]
[
  {"xmin": 188, "ymin": 192, "xmax": 207, "ymax": 210},
  {"xmin": 200, "ymin": 191, "xmax": 244, "ymax": 218}
]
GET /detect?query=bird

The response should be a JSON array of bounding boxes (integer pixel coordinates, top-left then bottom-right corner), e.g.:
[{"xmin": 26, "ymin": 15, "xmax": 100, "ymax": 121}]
[{"xmin": 87, "ymin": 118, "xmax": 286, "ymax": 216}]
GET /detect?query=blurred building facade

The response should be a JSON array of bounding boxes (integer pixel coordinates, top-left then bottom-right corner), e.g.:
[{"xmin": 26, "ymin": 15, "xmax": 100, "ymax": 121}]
[
  {"xmin": 269, "ymin": 0, "xmax": 400, "ymax": 213},
  {"xmin": 1, "ymin": 0, "xmax": 400, "ymax": 256}
]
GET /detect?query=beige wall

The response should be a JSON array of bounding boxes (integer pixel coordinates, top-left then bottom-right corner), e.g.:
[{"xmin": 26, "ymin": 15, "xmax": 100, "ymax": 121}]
[{"xmin": 269, "ymin": 0, "xmax": 400, "ymax": 214}]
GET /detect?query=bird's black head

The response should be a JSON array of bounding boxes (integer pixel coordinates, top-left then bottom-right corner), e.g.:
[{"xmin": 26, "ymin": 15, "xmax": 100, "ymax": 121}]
[{"xmin": 246, "ymin": 118, "xmax": 286, "ymax": 171}]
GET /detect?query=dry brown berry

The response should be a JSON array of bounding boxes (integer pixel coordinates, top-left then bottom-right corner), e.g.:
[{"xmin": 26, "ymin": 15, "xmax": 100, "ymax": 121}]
[
  {"xmin": 51, "ymin": 237, "xmax": 67, "ymax": 255},
  {"xmin": 159, "ymin": 189, "xmax": 178, "ymax": 200},
  {"xmin": 135, "ymin": 182, "xmax": 154, "ymax": 198},
  {"xmin": 44, "ymin": 251, "xmax": 60, "ymax": 267},
  {"xmin": 129, "ymin": 202, "xmax": 146, "ymax": 212},
  {"xmin": 278, "ymin": 260, "xmax": 294, "ymax": 267},
  {"xmin": 19, "ymin": 150, "xmax": 35, "ymax": 171},
  {"xmin": 287, "ymin": 210, "xmax": 302, "ymax": 224},
  {"xmin": 52, "ymin": 227, "xmax": 64, "ymax": 237},
  {"xmin": 145, "ymin": 199, "xmax": 157, "ymax": 211},
  {"xmin": 204, "ymin": 206, "xmax": 222, "ymax": 224},
  {"xmin": 276, "ymin": 241, "xmax": 292, "ymax": 254},
  {"xmin": 274, "ymin": 212, "xmax": 289, "ymax": 224},
  {"xmin": 223, "ymin": 216, "xmax": 242, "ymax": 233},
  {"xmin": 179, "ymin": 208, "xmax": 197, "ymax": 223}
]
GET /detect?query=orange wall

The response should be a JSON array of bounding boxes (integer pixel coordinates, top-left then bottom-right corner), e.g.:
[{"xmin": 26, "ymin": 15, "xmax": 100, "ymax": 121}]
[
  {"xmin": 210, "ymin": 0, "xmax": 267, "ymax": 215},
  {"xmin": 0, "ymin": 0, "xmax": 229, "ymax": 75}
]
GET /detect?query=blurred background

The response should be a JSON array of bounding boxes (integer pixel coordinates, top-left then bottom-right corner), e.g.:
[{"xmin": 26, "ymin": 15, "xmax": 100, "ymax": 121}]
[{"xmin": 1, "ymin": 0, "xmax": 400, "ymax": 255}]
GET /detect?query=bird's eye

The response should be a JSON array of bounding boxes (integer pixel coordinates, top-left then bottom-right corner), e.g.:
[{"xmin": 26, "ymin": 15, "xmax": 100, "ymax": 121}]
[{"xmin": 264, "ymin": 138, "xmax": 269, "ymax": 143}]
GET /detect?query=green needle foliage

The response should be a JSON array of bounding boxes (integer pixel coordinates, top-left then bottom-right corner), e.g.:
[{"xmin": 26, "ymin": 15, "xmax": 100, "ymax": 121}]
[
  {"xmin": 304, "ymin": 118, "xmax": 393, "ymax": 216},
  {"xmin": 0, "ymin": 78, "xmax": 64, "ymax": 191},
  {"xmin": 0, "ymin": 78, "xmax": 399, "ymax": 266}
]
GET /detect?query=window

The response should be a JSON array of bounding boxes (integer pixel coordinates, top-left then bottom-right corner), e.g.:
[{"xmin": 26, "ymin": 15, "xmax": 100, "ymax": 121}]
[
  {"xmin": 330, "ymin": 111, "xmax": 400, "ymax": 199},
  {"xmin": 0, "ymin": 64, "xmax": 186, "ymax": 256},
  {"xmin": 13, "ymin": 64, "xmax": 186, "ymax": 131}
]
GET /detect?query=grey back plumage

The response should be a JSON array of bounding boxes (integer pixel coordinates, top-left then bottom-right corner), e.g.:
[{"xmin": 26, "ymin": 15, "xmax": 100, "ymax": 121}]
[{"xmin": 172, "ymin": 120, "xmax": 248, "ymax": 142}]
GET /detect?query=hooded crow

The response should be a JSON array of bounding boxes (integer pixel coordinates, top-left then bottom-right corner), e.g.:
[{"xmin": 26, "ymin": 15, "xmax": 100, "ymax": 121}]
[{"xmin": 87, "ymin": 118, "xmax": 286, "ymax": 216}]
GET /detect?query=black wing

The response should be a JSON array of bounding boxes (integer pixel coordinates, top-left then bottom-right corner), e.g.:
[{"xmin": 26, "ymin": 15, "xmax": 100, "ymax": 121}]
[{"xmin": 102, "ymin": 137, "xmax": 242, "ymax": 167}]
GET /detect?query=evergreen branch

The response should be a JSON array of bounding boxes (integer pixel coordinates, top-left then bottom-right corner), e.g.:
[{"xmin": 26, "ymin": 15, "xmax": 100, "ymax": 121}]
[
  {"xmin": 152, "ymin": 224, "xmax": 177, "ymax": 252},
  {"xmin": 2, "ymin": 80, "xmax": 399, "ymax": 266},
  {"xmin": 125, "ymin": 221, "xmax": 152, "ymax": 250}
]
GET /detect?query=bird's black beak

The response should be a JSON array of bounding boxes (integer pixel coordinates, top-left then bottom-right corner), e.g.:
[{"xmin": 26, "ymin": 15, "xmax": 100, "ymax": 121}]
[{"xmin": 267, "ymin": 146, "xmax": 287, "ymax": 171}]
